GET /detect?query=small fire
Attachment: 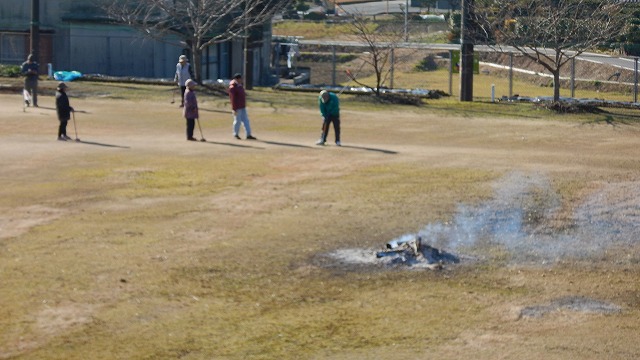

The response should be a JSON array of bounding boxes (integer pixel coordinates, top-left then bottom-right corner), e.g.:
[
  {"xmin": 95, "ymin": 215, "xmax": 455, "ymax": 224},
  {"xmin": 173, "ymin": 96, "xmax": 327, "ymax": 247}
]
[{"xmin": 375, "ymin": 236, "xmax": 459, "ymax": 270}]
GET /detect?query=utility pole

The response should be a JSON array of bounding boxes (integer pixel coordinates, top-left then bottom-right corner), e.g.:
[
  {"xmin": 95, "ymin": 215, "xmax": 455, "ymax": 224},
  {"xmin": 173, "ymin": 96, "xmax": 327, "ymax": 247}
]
[
  {"xmin": 459, "ymin": 0, "xmax": 474, "ymax": 102},
  {"xmin": 404, "ymin": 0, "xmax": 409, "ymax": 42},
  {"xmin": 243, "ymin": 1, "xmax": 250, "ymax": 89},
  {"xmin": 30, "ymin": 0, "xmax": 40, "ymax": 61}
]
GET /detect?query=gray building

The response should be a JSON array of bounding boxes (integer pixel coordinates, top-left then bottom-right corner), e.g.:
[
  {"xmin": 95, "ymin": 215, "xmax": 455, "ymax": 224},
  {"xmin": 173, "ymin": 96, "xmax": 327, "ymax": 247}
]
[{"xmin": 0, "ymin": 0, "xmax": 274, "ymax": 85}]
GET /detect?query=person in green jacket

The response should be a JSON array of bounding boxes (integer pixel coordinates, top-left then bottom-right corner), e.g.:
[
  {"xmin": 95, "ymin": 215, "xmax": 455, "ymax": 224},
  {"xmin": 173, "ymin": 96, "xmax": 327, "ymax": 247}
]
[{"xmin": 317, "ymin": 90, "xmax": 341, "ymax": 146}]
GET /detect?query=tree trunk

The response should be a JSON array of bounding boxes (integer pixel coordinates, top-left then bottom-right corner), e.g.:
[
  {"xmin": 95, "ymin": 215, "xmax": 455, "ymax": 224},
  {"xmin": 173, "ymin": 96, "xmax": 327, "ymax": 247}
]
[
  {"xmin": 192, "ymin": 45, "xmax": 202, "ymax": 83},
  {"xmin": 553, "ymin": 70, "xmax": 560, "ymax": 102}
]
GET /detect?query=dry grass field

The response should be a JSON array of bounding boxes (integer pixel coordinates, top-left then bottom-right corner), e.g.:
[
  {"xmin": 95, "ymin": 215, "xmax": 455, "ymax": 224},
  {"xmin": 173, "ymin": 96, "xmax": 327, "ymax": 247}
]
[{"xmin": 1, "ymin": 78, "xmax": 640, "ymax": 359}]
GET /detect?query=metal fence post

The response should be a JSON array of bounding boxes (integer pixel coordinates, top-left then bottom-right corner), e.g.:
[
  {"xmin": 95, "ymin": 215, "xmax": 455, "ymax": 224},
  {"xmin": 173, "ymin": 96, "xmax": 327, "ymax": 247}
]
[
  {"xmin": 635, "ymin": 57, "xmax": 638, "ymax": 103},
  {"xmin": 509, "ymin": 52, "xmax": 513, "ymax": 98},
  {"xmin": 332, "ymin": 45, "xmax": 336, "ymax": 86},
  {"xmin": 390, "ymin": 47, "xmax": 394, "ymax": 89},
  {"xmin": 571, "ymin": 57, "xmax": 575, "ymax": 98},
  {"xmin": 449, "ymin": 50, "xmax": 453, "ymax": 96}
]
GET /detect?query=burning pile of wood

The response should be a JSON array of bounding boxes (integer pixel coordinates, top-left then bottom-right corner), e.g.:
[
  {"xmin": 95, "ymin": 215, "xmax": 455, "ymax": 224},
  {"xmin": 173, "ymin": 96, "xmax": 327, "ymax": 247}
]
[{"xmin": 376, "ymin": 236, "xmax": 458, "ymax": 270}]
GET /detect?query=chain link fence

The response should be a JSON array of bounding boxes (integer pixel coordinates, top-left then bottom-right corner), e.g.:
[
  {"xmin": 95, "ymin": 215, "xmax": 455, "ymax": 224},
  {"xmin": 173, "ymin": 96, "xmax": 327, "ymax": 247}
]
[{"xmin": 275, "ymin": 37, "xmax": 640, "ymax": 104}]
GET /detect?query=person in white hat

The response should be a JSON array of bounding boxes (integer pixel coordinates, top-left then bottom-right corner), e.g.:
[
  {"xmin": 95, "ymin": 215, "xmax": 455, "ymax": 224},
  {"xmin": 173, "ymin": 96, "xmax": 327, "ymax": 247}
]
[
  {"xmin": 174, "ymin": 54, "xmax": 192, "ymax": 107},
  {"xmin": 55, "ymin": 82, "xmax": 74, "ymax": 141}
]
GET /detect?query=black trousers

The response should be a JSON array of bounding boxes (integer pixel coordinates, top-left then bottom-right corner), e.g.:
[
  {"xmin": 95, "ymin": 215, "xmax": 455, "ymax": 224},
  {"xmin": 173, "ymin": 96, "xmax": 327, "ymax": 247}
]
[
  {"xmin": 186, "ymin": 118, "xmax": 195, "ymax": 139},
  {"xmin": 180, "ymin": 86, "xmax": 187, "ymax": 106},
  {"xmin": 320, "ymin": 115, "xmax": 340, "ymax": 142},
  {"xmin": 58, "ymin": 119, "xmax": 68, "ymax": 137}
]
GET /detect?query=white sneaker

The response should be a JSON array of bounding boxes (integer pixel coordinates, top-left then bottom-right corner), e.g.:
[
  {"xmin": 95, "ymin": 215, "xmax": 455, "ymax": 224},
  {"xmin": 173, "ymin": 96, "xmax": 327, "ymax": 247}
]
[
  {"xmin": 315, "ymin": 139, "xmax": 325, "ymax": 145},
  {"xmin": 336, "ymin": 141, "xmax": 342, "ymax": 146}
]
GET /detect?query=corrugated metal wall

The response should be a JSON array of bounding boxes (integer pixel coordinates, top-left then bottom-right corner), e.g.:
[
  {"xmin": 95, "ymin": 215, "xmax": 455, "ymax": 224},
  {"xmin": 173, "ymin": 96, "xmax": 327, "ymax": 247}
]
[
  {"xmin": 1, "ymin": 0, "xmax": 274, "ymax": 84},
  {"xmin": 64, "ymin": 24, "xmax": 181, "ymax": 78}
]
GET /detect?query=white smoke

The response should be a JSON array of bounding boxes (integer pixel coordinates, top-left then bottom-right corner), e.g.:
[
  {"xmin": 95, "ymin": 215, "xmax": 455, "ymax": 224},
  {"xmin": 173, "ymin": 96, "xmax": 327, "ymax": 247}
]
[{"xmin": 392, "ymin": 172, "xmax": 640, "ymax": 264}]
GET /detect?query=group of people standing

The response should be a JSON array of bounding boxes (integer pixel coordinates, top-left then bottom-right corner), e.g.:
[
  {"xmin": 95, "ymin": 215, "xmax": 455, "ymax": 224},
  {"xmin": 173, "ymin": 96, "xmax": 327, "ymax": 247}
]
[
  {"xmin": 173, "ymin": 54, "xmax": 340, "ymax": 146},
  {"xmin": 20, "ymin": 54, "xmax": 75, "ymax": 141},
  {"xmin": 20, "ymin": 53, "xmax": 342, "ymax": 145},
  {"xmin": 174, "ymin": 55, "xmax": 256, "ymax": 141}
]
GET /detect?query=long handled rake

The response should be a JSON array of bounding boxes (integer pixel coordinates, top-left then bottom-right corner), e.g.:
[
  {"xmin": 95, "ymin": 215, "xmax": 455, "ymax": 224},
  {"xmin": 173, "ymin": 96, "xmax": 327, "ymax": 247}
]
[
  {"xmin": 196, "ymin": 118, "xmax": 206, "ymax": 142},
  {"xmin": 71, "ymin": 111, "xmax": 80, "ymax": 142}
]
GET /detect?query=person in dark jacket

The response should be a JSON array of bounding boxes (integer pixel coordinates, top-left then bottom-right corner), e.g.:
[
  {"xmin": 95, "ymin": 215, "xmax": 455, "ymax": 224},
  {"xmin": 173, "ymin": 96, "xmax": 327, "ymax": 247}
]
[
  {"xmin": 21, "ymin": 54, "xmax": 39, "ymax": 107},
  {"xmin": 183, "ymin": 79, "xmax": 199, "ymax": 141},
  {"xmin": 55, "ymin": 82, "xmax": 74, "ymax": 141},
  {"xmin": 228, "ymin": 73, "xmax": 256, "ymax": 140},
  {"xmin": 317, "ymin": 90, "xmax": 341, "ymax": 146}
]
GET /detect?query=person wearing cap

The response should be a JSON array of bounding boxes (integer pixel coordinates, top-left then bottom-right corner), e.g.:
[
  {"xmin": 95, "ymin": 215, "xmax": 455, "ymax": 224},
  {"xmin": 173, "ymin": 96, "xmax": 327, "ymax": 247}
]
[
  {"xmin": 228, "ymin": 73, "xmax": 256, "ymax": 140},
  {"xmin": 317, "ymin": 90, "xmax": 341, "ymax": 146},
  {"xmin": 183, "ymin": 79, "xmax": 199, "ymax": 141},
  {"xmin": 174, "ymin": 54, "xmax": 193, "ymax": 107},
  {"xmin": 21, "ymin": 54, "xmax": 39, "ymax": 107},
  {"xmin": 55, "ymin": 82, "xmax": 74, "ymax": 141}
]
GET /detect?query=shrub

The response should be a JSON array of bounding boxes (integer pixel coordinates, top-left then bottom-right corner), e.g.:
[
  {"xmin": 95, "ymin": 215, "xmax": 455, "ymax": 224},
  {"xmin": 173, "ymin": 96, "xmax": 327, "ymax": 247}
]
[
  {"xmin": 414, "ymin": 55, "xmax": 439, "ymax": 71},
  {"xmin": 0, "ymin": 64, "xmax": 21, "ymax": 77},
  {"xmin": 304, "ymin": 11, "xmax": 327, "ymax": 21}
]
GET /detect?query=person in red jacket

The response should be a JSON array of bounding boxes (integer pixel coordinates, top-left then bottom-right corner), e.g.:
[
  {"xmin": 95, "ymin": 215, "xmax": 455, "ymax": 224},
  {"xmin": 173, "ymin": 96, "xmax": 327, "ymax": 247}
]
[{"xmin": 228, "ymin": 73, "xmax": 256, "ymax": 140}]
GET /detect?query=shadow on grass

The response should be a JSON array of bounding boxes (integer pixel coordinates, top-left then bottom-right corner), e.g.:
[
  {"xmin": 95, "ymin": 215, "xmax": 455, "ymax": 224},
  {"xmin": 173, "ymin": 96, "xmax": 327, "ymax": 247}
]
[
  {"xmin": 205, "ymin": 141, "xmax": 265, "ymax": 149},
  {"xmin": 26, "ymin": 106, "xmax": 56, "ymax": 111},
  {"xmin": 581, "ymin": 111, "xmax": 640, "ymax": 127},
  {"xmin": 258, "ymin": 140, "xmax": 315, "ymax": 149},
  {"xmin": 75, "ymin": 140, "xmax": 130, "ymax": 149},
  {"xmin": 340, "ymin": 144, "xmax": 397, "ymax": 154}
]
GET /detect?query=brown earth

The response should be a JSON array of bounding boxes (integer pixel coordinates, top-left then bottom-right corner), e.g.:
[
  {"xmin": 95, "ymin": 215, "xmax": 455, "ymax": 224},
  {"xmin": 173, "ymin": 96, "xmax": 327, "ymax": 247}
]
[{"xmin": 1, "ymin": 84, "xmax": 640, "ymax": 359}]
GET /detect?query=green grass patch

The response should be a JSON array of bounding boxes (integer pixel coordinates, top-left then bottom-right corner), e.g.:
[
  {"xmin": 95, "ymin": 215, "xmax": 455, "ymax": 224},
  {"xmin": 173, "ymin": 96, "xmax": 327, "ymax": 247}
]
[{"xmin": 273, "ymin": 21, "xmax": 353, "ymax": 39}]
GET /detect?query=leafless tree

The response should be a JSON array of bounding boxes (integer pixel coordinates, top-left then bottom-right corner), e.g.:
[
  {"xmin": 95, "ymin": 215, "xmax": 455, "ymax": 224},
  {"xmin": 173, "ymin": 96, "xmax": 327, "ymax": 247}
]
[
  {"xmin": 99, "ymin": 0, "xmax": 290, "ymax": 82},
  {"xmin": 341, "ymin": 8, "xmax": 414, "ymax": 96},
  {"xmin": 473, "ymin": 0, "xmax": 630, "ymax": 102}
]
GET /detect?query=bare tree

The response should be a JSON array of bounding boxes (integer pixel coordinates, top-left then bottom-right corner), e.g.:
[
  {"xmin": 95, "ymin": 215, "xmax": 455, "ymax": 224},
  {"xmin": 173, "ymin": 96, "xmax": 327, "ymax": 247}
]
[
  {"xmin": 100, "ymin": 0, "xmax": 290, "ymax": 82},
  {"xmin": 341, "ymin": 8, "xmax": 413, "ymax": 96},
  {"xmin": 473, "ymin": 0, "xmax": 630, "ymax": 102}
]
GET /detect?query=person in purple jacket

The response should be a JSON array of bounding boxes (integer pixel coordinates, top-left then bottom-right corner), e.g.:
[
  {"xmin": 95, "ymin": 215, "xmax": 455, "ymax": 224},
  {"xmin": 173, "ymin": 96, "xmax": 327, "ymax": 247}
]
[{"xmin": 183, "ymin": 79, "xmax": 199, "ymax": 141}]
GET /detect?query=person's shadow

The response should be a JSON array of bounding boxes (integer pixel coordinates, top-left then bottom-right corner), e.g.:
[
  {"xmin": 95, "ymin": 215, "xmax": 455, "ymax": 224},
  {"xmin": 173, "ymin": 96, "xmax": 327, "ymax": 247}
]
[
  {"xmin": 258, "ymin": 140, "xmax": 314, "ymax": 149},
  {"xmin": 74, "ymin": 140, "xmax": 130, "ymax": 149},
  {"xmin": 338, "ymin": 144, "xmax": 397, "ymax": 154},
  {"xmin": 204, "ymin": 141, "xmax": 265, "ymax": 149}
]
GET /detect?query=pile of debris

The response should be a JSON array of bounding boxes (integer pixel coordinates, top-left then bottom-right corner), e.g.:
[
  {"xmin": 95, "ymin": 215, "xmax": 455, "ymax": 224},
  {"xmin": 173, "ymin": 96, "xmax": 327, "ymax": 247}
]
[{"xmin": 375, "ymin": 236, "xmax": 459, "ymax": 270}]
